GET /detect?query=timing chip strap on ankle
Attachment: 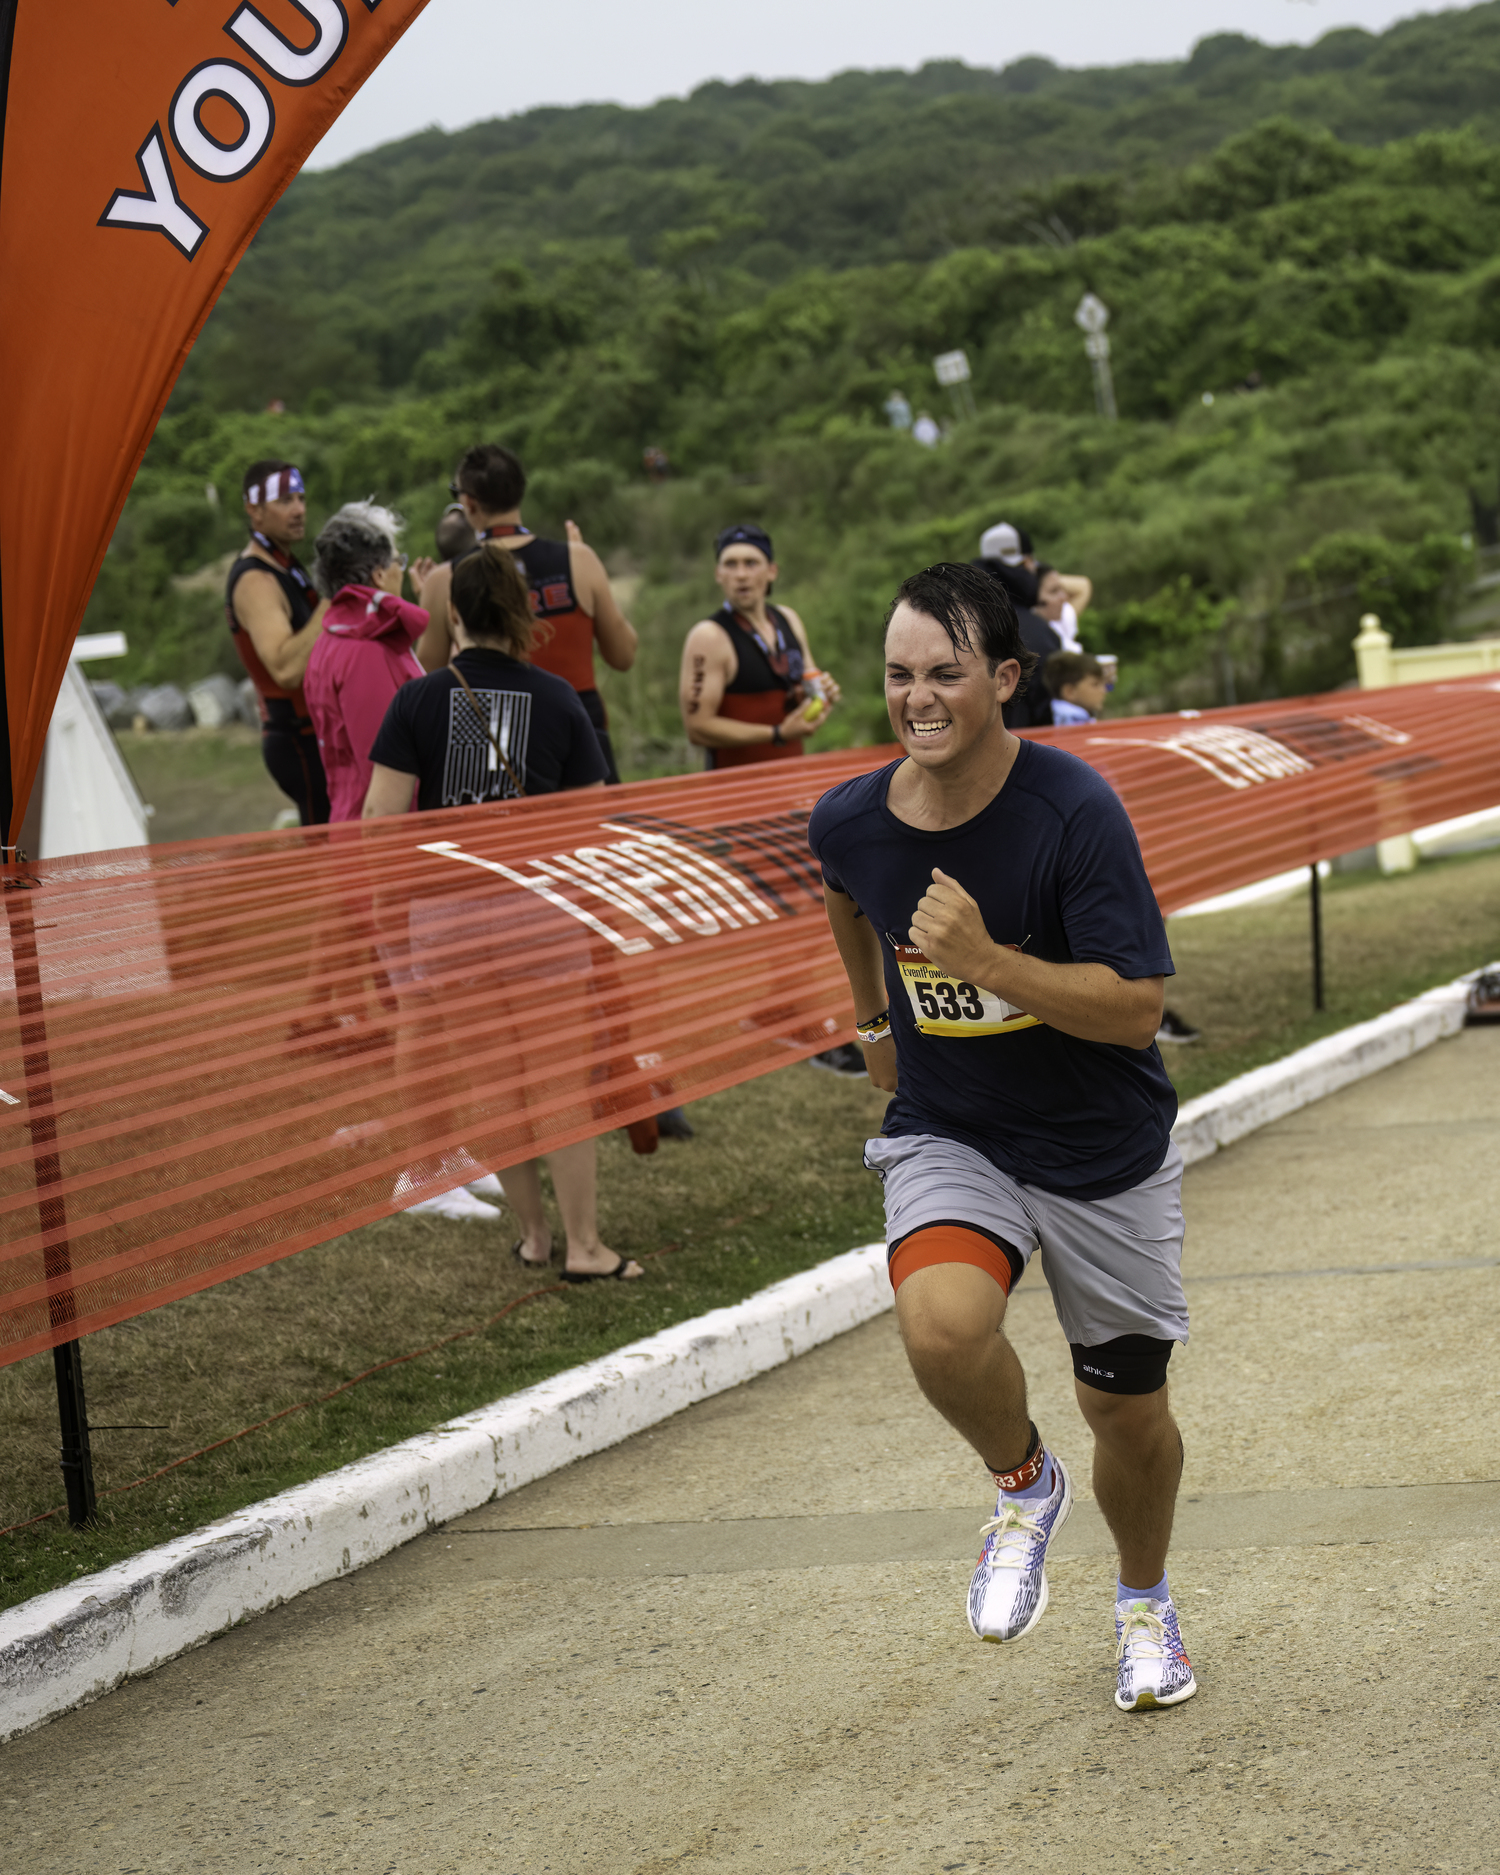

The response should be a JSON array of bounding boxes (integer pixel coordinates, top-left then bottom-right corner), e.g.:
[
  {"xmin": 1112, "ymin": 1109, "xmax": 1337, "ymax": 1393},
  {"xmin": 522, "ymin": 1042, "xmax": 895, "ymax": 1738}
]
[{"xmin": 989, "ymin": 1421, "xmax": 1045, "ymax": 1493}]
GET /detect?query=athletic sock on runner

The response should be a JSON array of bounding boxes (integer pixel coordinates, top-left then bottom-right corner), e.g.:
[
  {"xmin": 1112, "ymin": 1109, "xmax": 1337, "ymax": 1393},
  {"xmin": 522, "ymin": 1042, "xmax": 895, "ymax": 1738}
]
[{"xmin": 1117, "ymin": 1572, "xmax": 1169, "ymax": 1602}]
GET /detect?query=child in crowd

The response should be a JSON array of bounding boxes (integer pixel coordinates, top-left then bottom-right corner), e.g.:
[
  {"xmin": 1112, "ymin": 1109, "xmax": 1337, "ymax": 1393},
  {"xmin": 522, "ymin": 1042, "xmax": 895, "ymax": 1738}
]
[{"xmin": 1045, "ymin": 649, "xmax": 1108, "ymax": 726}]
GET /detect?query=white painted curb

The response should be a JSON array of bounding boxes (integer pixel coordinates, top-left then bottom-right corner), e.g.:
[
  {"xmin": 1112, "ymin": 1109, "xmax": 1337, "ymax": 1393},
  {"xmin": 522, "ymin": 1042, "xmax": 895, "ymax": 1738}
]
[
  {"xmin": 1170, "ymin": 967, "xmax": 1484, "ymax": 1166},
  {"xmin": 0, "ymin": 1243, "xmax": 891, "ymax": 1743},
  {"xmin": 2, "ymin": 963, "xmax": 1490, "ymax": 1740}
]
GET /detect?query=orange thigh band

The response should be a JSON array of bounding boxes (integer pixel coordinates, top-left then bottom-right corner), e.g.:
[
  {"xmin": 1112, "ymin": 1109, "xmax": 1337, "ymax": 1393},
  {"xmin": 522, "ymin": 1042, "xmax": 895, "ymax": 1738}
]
[{"xmin": 888, "ymin": 1223, "xmax": 1022, "ymax": 1295}]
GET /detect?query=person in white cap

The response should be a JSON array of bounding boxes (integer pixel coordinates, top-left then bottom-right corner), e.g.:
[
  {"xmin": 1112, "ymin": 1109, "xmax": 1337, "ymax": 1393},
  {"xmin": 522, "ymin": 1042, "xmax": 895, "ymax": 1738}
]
[
  {"xmin": 981, "ymin": 523, "xmax": 1093, "ymax": 649},
  {"xmin": 978, "ymin": 521, "xmax": 1027, "ymax": 568},
  {"xmin": 974, "ymin": 526, "xmax": 1057, "ymax": 727}
]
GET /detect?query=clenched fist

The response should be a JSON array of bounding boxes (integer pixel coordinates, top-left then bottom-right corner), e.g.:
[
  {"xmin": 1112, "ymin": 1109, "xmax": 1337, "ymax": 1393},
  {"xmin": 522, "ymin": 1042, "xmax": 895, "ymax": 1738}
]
[{"xmin": 909, "ymin": 868, "xmax": 1001, "ymax": 985}]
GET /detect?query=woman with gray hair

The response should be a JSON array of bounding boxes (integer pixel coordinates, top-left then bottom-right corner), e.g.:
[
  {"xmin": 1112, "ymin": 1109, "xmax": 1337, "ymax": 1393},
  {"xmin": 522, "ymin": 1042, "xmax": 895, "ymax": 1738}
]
[
  {"xmin": 304, "ymin": 501, "xmax": 435, "ymax": 824},
  {"xmin": 307, "ymin": 504, "xmax": 507, "ymax": 1222}
]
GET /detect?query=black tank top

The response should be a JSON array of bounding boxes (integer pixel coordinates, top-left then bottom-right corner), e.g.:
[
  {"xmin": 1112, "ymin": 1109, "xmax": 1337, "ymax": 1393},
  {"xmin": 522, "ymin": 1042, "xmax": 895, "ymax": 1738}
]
[
  {"xmin": 460, "ymin": 532, "xmax": 599, "ymax": 694},
  {"xmin": 717, "ymin": 602, "xmax": 804, "ymax": 694},
  {"xmin": 506, "ymin": 536, "xmax": 573, "ymax": 611},
  {"xmin": 226, "ymin": 553, "xmax": 318, "ymax": 731}
]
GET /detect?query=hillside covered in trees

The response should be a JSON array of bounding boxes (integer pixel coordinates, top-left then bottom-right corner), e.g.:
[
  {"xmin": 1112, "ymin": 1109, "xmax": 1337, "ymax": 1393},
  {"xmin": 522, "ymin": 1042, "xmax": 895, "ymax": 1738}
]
[{"xmin": 96, "ymin": 4, "xmax": 1500, "ymax": 764}]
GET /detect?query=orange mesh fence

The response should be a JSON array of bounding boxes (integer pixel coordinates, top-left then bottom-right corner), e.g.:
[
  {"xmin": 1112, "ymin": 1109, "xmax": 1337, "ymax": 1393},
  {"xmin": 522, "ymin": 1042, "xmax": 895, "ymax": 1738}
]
[{"xmin": 2, "ymin": 673, "xmax": 1497, "ymax": 1367}]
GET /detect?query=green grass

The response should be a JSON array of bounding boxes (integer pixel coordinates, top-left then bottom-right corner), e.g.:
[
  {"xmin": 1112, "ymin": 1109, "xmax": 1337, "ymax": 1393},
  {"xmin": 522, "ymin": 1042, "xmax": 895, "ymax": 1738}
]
[
  {"xmin": 1162, "ymin": 846, "xmax": 1500, "ymax": 1104},
  {"xmin": 118, "ymin": 727, "xmax": 293, "ymax": 843},
  {"xmin": 1, "ymin": 846, "xmax": 1495, "ymax": 1613},
  {"xmin": 0, "ymin": 1069, "xmax": 892, "ymax": 1611}
]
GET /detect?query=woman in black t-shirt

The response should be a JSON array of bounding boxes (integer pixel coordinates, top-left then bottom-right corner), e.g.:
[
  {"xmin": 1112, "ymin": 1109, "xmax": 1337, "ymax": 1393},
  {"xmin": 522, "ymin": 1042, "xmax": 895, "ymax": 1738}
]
[
  {"xmin": 365, "ymin": 544, "xmax": 606, "ymax": 812},
  {"xmin": 364, "ymin": 546, "xmax": 639, "ymax": 1281}
]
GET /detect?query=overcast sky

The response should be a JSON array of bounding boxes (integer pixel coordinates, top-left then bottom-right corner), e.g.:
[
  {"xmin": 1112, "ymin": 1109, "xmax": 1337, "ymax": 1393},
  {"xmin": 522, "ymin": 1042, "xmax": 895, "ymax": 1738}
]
[{"xmin": 309, "ymin": 0, "xmax": 1465, "ymax": 169}]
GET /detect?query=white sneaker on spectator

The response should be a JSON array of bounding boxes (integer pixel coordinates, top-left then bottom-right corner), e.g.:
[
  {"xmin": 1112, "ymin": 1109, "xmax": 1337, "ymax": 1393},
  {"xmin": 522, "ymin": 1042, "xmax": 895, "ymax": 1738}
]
[{"xmin": 403, "ymin": 1187, "xmax": 502, "ymax": 1222}]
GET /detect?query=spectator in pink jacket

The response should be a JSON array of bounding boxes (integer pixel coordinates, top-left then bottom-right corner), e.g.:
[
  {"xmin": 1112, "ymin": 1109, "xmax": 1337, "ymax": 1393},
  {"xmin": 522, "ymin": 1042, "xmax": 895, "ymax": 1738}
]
[{"xmin": 305, "ymin": 502, "xmax": 435, "ymax": 823}]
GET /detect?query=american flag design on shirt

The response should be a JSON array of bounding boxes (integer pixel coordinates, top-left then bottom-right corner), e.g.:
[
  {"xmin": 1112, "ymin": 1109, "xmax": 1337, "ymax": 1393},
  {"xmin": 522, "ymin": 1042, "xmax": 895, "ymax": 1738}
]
[{"xmin": 441, "ymin": 686, "xmax": 532, "ymax": 805}]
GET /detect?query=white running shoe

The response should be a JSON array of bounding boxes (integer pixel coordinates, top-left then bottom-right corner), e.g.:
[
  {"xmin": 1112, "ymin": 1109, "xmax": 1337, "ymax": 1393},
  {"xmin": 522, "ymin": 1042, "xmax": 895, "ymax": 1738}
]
[
  {"xmin": 403, "ymin": 1187, "xmax": 502, "ymax": 1222},
  {"xmin": 1114, "ymin": 1595, "xmax": 1198, "ymax": 1711},
  {"xmin": 464, "ymin": 1173, "xmax": 505, "ymax": 1199},
  {"xmin": 967, "ymin": 1453, "xmax": 1072, "ymax": 1644}
]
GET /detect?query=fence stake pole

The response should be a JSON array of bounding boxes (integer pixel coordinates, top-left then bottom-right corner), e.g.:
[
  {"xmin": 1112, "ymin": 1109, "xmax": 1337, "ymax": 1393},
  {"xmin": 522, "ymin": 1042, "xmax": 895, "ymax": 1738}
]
[
  {"xmin": 52, "ymin": 1337, "xmax": 96, "ymax": 1525},
  {"xmin": 1309, "ymin": 863, "xmax": 1325, "ymax": 1013},
  {"xmin": 4, "ymin": 871, "xmax": 96, "ymax": 1525}
]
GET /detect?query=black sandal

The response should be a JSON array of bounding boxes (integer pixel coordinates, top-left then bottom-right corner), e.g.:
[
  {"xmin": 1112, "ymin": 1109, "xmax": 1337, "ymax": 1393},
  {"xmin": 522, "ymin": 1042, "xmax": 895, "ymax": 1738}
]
[
  {"xmin": 511, "ymin": 1239, "xmax": 554, "ymax": 1270},
  {"xmin": 559, "ymin": 1253, "xmax": 641, "ymax": 1284}
]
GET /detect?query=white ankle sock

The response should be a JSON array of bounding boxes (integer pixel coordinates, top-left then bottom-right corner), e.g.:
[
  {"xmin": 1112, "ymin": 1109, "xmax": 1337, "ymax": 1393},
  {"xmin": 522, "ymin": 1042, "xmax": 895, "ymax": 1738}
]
[{"xmin": 1117, "ymin": 1572, "xmax": 1169, "ymax": 1603}]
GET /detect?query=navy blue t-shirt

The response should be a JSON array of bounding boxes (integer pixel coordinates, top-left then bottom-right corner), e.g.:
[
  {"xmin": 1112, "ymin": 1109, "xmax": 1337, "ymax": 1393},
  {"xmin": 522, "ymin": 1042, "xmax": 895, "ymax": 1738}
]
[{"xmin": 807, "ymin": 740, "xmax": 1177, "ymax": 1200}]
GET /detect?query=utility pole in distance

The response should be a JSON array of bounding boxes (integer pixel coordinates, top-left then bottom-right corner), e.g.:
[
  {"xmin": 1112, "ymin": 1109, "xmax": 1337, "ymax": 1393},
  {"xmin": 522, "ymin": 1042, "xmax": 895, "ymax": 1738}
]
[{"xmin": 1074, "ymin": 293, "xmax": 1118, "ymax": 420}]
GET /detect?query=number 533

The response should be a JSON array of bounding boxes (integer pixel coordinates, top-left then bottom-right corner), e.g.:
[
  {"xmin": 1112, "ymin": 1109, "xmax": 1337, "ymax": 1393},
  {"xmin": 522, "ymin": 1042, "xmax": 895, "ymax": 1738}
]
[{"xmin": 913, "ymin": 979, "xmax": 985, "ymax": 1022}]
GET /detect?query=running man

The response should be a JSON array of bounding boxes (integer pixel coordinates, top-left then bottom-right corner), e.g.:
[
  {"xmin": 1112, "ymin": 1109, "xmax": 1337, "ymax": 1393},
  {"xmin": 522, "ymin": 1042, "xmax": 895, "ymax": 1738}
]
[
  {"xmin": 678, "ymin": 524, "xmax": 840, "ymax": 768},
  {"xmin": 225, "ymin": 460, "xmax": 330, "ymax": 824},
  {"xmin": 807, "ymin": 561, "xmax": 1196, "ymax": 1712},
  {"xmin": 417, "ymin": 443, "xmax": 637, "ymax": 781}
]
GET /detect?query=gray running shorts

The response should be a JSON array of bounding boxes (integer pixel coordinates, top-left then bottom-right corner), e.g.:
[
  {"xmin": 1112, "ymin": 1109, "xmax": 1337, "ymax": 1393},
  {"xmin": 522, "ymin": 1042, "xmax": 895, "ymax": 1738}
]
[{"xmin": 864, "ymin": 1132, "xmax": 1189, "ymax": 1348}]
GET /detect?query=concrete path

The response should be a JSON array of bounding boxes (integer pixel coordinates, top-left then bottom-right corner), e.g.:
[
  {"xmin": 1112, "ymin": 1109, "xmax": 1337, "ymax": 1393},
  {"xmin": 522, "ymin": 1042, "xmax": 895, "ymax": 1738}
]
[{"xmin": 7, "ymin": 1030, "xmax": 1498, "ymax": 1875}]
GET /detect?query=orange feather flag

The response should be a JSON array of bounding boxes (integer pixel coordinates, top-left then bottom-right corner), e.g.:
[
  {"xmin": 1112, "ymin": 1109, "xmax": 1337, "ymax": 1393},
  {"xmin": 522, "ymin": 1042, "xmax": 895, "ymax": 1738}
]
[{"xmin": 0, "ymin": 0, "xmax": 434, "ymax": 842}]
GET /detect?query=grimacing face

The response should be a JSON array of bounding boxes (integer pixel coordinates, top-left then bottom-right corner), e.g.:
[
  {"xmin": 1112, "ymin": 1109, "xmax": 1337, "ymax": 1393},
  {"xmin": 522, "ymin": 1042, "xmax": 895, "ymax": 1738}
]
[
  {"xmin": 883, "ymin": 601, "xmax": 1019, "ymax": 769},
  {"xmin": 714, "ymin": 544, "xmax": 776, "ymax": 610}
]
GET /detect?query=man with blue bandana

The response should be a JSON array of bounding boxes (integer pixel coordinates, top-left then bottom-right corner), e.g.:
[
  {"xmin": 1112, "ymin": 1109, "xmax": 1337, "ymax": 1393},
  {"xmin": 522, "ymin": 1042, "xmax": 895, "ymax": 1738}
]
[{"xmin": 677, "ymin": 522, "xmax": 840, "ymax": 769}]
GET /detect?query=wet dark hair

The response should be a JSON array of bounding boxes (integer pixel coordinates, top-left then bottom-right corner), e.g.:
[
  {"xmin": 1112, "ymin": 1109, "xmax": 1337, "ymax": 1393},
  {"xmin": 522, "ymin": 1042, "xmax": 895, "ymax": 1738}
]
[
  {"xmin": 450, "ymin": 544, "xmax": 537, "ymax": 655},
  {"xmin": 975, "ymin": 554, "xmax": 1040, "ymax": 611},
  {"xmin": 887, "ymin": 562, "xmax": 1037, "ymax": 690},
  {"xmin": 454, "ymin": 443, "xmax": 526, "ymax": 513}
]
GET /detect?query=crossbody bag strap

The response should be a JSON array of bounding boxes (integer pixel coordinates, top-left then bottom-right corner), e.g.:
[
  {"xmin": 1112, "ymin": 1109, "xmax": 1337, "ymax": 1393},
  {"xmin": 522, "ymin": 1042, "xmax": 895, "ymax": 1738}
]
[{"xmin": 450, "ymin": 664, "xmax": 528, "ymax": 798}]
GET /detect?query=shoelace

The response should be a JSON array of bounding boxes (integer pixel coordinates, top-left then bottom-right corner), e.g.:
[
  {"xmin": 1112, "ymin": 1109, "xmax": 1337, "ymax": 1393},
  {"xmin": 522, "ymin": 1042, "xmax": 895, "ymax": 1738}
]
[
  {"xmin": 976, "ymin": 1500, "xmax": 1044, "ymax": 1568},
  {"xmin": 1116, "ymin": 1603, "xmax": 1167, "ymax": 1664}
]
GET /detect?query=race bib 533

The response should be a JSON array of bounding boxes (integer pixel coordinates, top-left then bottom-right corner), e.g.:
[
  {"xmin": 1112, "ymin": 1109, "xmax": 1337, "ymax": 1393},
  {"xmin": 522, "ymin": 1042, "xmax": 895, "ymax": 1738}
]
[{"xmin": 891, "ymin": 941, "xmax": 1040, "ymax": 1038}]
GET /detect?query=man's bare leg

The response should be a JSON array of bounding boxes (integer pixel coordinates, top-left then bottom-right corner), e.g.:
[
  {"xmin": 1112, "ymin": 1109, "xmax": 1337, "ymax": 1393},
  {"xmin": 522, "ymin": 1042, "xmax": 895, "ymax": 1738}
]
[
  {"xmin": 1073, "ymin": 1380, "xmax": 1182, "ymax": 1590},
  {"xmin": 1078, "ymin": 1379, "xmax": 1197, "ymax": 1709},
  {"xmin": 896, "ymin": 1260, "xmax": 1071, "ymax": 1645},
  {"xmin": 893, "ymin": 1263, "xmax": 1030, "ymax": 1470}
]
